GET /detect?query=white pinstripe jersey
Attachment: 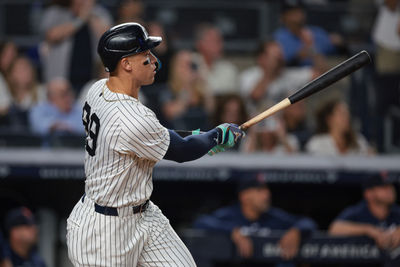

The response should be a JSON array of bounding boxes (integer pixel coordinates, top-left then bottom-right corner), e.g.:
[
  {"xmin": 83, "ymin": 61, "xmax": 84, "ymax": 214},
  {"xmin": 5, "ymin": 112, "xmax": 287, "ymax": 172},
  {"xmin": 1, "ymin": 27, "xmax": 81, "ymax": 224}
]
[{"xmin": 82, "ymin": 78, "xmax": 170, "ymax": 207}]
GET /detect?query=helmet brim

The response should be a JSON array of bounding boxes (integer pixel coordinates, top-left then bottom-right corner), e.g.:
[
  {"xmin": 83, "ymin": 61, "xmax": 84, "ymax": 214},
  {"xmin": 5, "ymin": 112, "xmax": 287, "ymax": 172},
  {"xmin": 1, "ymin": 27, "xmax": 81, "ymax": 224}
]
[
  {"xmin": 144, "ymin": 36, "xmax": 162, "ymax": 50},
  {"xmin": 120, "ymin": 36, "xmax": 162, "ymax": 60}
]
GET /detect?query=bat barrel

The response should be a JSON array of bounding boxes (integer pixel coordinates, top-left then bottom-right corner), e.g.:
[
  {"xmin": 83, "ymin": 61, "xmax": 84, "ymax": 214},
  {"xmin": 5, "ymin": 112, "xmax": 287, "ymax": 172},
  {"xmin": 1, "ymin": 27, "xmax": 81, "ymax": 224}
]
[
  {"xmin": 239, "ymin": 50, "xmax": 371, "ymax": 131},
  {"xmin": 288, "ymin": 50, "xmax": 371, "ymax": 104}
]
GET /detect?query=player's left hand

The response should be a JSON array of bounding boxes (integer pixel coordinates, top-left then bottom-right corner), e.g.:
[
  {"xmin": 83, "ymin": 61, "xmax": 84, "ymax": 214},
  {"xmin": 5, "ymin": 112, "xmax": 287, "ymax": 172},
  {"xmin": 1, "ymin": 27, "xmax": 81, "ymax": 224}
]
[
  {"xmin": 217, "ymin": 123, "xmax": 245, "ymax": 147},
  {"xmin": 208, "ymin": 123, "xmax": 245, "ymax": 156}
]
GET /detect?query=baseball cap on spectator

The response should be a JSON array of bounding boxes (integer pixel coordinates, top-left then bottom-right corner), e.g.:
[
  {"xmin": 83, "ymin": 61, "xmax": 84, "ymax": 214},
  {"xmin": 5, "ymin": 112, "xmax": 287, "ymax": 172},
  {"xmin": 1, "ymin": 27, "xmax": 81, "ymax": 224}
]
[
  {"xmin": 237, "ymin": 175, "xmax": 268, "ymax": 193},
  {"xmin": 4, "ymin": 207, "xmax": 36, "ymax": 233},
  {"xmin": 362, "ymin": 172, "xmax": 392, "ymax": 191},
  {"xmin": 281, "ymin": 0, "xmax": 304, "ymax": 13}
]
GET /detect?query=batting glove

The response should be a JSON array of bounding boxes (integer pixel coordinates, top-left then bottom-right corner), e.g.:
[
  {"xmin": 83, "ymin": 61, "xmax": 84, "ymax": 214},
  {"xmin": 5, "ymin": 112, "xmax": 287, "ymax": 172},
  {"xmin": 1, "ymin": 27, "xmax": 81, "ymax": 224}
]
[
  {"xmin": 217, "ymin": 123, "xmax": 245, "ymax": 146},
  {"xmin": 191, "ymin": 129, "xmax": 201, "ymax": 135},
  {"xmin": 208, "ymin": 123, "xmax": 245, "ymax": 156},
  {"xmin": 207, "ymin": 143, "xmax": 227, "ymax": 156}
]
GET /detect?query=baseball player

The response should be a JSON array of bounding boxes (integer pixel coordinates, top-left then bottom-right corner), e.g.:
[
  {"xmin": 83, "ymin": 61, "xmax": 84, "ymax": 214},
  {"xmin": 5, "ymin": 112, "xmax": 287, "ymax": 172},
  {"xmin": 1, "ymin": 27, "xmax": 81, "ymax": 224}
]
[{"xmin": 66, "ymin": 22, "xmax": 244, "ymax": 266}]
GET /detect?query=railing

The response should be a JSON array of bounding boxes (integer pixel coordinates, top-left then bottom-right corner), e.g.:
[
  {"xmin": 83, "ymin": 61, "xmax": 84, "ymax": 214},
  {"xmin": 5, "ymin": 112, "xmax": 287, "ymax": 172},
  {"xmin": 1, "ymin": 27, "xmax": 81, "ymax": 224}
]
[
  {"xmin": 183, "ymin": 230, "xmax": 400, "ymax": 267},
  {"xmin": 0, "ymin": 149, "xmax": 399, "ymax": 183}
]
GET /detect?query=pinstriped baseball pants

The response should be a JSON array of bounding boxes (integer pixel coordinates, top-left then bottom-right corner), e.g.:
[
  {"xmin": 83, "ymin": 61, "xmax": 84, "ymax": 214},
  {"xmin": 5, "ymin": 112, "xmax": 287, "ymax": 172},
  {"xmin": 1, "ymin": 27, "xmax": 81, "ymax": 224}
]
[{"xmin": 66, "ymin": 197, "xmax": 196, "ymax": 266}]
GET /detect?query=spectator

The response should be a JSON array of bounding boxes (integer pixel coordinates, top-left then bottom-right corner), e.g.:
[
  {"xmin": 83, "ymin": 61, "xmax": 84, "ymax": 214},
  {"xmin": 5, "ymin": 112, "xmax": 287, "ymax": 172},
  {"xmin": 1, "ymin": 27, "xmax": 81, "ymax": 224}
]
[
  {"xmin": 3, "ymin": 207, "xmax": 46, "ymax": 267},
  {"xmin": 372, "ymin": 0, "xmax": 400, "ymax": 75},
  {"xmin": 5, "ymin": 56, "xmax": 46, "ymax": 131},
  {"xmin": 77, "ymin": 61, "xmax": 108, "ymax": 108},
  {"xmin": 242, "ymin": 118, "xmax": 300, "ymax": 154},
  {"xmin": 40, "ymin": 0, "xmax": 112, "ymax": 93},
  {"xmin": 194, "ymin": 176, "xmax": 316, "ymax": 265},
  {"xmin": 0, "ymin": 41, "xmax": 18, "ymax": 75},
  {"xmin": 160, "ymin": 50, "xmax": 213, "ymax": 130},
  {"xmin": 212, "ymin": 93, "xmax": 248, "ymax": 151},
  {"xmin": 147, "ymin": 21, "xmax": 174, "ymax": 85},
  {"xmin": 116, "ymin": 0, "xmax": 145, "ymax": 25},
  {"xmin": 213, "ymin": 93, "xmax": 248, "ymax": 127},
  {"xmin": 329, "ymin": 173, "xmax": 400, "ymax": 250},
  {"xmin": 282, "ymin": 100, "xmax": 311, "ymax": 151},
  {"xmin": 306, "ymin": 99, "xmax": 371, "ymax": 156},
  {"xmin": 195, "ymin": 23, "xmax": 239, "ymax": 96},
  {"xmin": 0, "ymin": 41, "xmax": 17, "ymax": 119},
  {"xmin": 273, "ymin": 0, "xmax": 337, "ymax": 68},
  {"xmin": 0, "ymin": 231, "xmax": 11, "ymax": 267},
  {"xmin": 29, "ymin": 78, "xmax": 84, "ymax": 136},
  {"xmin": 141, "ymin": 21, "xmax": 175, "ymax": 115},
  {"xmin": 239, "ymin": 41, "xmax": 317, "ymax": 114},
  {"xmin": 372, "ymin": 0, "xmax": 400, "ymax": 151}
]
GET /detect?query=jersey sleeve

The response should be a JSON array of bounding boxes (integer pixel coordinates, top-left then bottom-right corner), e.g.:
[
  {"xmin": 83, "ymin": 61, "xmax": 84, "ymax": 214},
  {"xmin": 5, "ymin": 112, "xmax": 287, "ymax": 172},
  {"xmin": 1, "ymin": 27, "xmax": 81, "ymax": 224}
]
[
  {"xmin": 117, "ymin": 103, "xmax": 170, "ymax": 162},
  {"xmin": 193, "ymin": 206, "xmax": 242, "ymax": 233},
  {"xmin": 334, "ymin": 206, "xmax": 360, "ymax": 222}
]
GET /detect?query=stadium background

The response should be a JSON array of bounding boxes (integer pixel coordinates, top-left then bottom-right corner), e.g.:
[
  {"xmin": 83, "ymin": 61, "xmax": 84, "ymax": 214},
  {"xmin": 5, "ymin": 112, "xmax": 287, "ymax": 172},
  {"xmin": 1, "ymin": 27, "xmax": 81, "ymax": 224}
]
[{"xmin": 0, "ymin": 0, "xmax": 399, "ymax": 266}]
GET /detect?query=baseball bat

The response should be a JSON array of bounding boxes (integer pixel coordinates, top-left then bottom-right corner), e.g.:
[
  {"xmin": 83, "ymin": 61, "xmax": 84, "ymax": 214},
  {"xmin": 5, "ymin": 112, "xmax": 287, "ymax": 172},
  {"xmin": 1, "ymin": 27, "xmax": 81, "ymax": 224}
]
[{"xmin": 239, "ymin": 50, "xmax": 371, "ymax": 131}]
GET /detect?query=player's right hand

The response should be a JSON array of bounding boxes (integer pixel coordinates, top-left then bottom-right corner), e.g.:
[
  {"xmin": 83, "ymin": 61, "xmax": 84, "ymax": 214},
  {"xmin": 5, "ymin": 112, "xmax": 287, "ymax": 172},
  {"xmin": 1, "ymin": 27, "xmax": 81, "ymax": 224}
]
[{"xmin": 207, "ymin": 144, "xmax": 227, "ymax": 156}]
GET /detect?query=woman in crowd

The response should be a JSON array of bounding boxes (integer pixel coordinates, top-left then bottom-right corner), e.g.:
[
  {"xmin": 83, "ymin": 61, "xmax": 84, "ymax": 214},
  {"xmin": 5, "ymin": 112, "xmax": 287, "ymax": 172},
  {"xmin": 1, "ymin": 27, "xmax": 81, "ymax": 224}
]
[
  {"xmin": 306, "ymin": 99, "xmax": 371, "ymax": 156},
  {"xmin": 213, "ymin": 93, "xmax": 248, "ymax": 127},
  {"xmin": 243, "ymin": 117, "xmax": 300, "ymax": 154},
  {"xmin": 212, "ymin": 93, "xmax": 248, "ymax": 151},
  {"xmin": 0, "ymin": 41, "xmax": 18, "ymax": 75},
  {"xmin": 5, "ymin": 56, "xmax": 46, "ymax": 130},
  {"xmin": 0, "ymin": 41, "xmax": 17, "ymax": 119},
  {"xmin": 160, "ymin": 50, "xmax": 214, "ymax": 130}
]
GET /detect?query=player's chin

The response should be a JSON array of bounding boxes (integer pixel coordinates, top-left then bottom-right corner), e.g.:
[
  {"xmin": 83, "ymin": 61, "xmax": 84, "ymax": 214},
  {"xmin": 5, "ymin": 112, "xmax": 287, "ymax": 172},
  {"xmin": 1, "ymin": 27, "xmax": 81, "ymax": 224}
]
[{"xmin": 143, "ymin": 76, "xmax": 155, "ymax": 86}]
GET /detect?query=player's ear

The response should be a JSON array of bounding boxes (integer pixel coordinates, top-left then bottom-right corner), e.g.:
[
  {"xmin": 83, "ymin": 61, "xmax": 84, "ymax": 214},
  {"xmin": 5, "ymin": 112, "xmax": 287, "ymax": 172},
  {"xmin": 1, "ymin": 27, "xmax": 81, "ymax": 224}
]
[{"xmin": 121, "ymin": 58, "xmax": 133, "ymax": 71}]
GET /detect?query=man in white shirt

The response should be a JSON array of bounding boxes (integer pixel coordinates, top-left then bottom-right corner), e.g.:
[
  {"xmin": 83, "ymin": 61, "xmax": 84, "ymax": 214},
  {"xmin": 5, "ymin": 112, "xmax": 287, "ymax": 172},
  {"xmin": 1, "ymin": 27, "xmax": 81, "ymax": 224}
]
[
  {"xmin": 371, "ymin": 0, "xmax": 400, "ymax": 151},
  {"xmin": 372, "ymin": 0, "xmax": 400, "ymax": 74},
  {"xmin": 195, "ymin": 23, "xmax": 239, "ymax": 96},
  {"xmin": 239, "ymin": 41, "xmax": 317, "ymax": 114}
]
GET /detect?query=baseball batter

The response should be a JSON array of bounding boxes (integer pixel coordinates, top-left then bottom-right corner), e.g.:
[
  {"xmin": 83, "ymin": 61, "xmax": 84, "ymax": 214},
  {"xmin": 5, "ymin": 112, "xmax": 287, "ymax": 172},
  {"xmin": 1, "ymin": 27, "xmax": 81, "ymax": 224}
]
[{"xmin": 66, "ymin": 22, "xmax": 244, "ymax": 266}]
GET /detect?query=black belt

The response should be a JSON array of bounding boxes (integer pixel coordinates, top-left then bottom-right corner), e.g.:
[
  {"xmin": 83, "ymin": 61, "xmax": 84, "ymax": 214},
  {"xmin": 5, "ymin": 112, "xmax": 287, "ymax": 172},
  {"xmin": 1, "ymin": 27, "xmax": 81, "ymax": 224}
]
[{"xmin": 81, "ymin": 194, "xmax": 149, "ymax": 216}]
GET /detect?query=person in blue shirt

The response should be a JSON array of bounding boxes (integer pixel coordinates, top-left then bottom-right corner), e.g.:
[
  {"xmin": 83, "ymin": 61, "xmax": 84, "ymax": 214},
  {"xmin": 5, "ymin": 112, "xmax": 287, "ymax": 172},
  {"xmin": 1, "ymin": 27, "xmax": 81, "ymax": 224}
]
[
  {"xmin": 29, "ymin": 78, "xmax": 84, "ymax": 136},
  {"xmin": 193, "ymin": 176, "xmax": 317, "ymax": 264},
  {"xmin": 273, "ymin": 0, "xmax": 338, "ymax": 68},
  {"xmin": 329, "ymin": 173, "xmax": 400, "ymax": 250},
  {"xmin": 4, "ymin": 207, "xmax": 46, "ymax": 267}
]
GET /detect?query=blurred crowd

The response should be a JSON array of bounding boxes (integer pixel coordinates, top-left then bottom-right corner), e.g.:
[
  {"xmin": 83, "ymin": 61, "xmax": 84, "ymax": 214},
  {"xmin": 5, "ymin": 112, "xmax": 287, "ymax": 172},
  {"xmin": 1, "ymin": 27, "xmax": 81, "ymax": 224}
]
[{"xmin": 0, "ymin": 0, "xmax": 399, "ymax": 154}]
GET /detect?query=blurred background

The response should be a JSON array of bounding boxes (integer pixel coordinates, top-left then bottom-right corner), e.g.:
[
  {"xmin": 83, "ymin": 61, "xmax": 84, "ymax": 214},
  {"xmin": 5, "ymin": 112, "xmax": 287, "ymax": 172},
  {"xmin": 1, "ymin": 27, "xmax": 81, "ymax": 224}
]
[{"xmin": 0, "ymin": 0, "xmax": 399, "ymax": 266}]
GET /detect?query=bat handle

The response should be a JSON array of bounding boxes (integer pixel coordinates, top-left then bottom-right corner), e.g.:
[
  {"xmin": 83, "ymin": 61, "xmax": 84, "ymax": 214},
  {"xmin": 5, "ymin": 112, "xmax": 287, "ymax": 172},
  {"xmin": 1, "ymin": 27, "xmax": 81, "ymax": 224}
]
[
  {"xmin": 239, "ymin": 125, "xmax": 247, "ymax": 131},
  {"xmin": 239, "ymin": 98, "xmax": 291, "ymax": 131}
]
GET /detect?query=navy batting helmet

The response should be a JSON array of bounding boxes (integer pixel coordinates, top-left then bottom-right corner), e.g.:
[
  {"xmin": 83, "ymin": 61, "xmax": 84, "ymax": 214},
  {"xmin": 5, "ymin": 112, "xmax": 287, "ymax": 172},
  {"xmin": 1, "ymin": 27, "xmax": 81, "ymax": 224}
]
[{"xmin": 97, "ymin": 22, "xmax": 162, "ymax": 72}]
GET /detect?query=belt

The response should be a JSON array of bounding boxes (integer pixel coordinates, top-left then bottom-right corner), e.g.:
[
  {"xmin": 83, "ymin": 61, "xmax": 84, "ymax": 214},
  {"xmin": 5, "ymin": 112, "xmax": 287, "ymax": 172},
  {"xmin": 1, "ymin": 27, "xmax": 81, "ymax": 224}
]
[{"xmin": 81, "ymin": 194, "xmax": 149, "ymax": 216}]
